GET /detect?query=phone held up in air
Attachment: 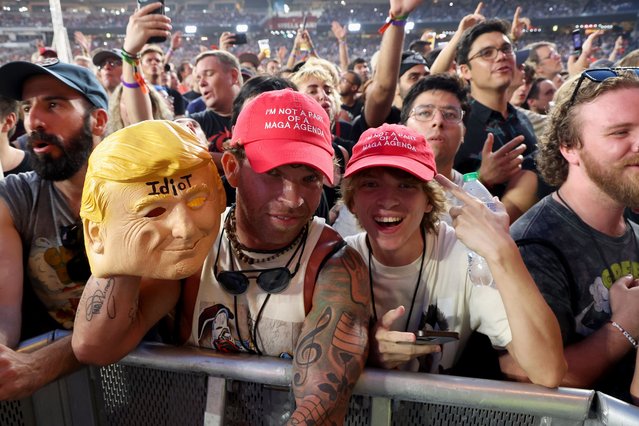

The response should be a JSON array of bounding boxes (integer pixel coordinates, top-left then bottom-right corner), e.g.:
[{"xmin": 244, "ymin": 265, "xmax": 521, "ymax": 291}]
[
  {"xmin": 137, "ymin": 0, "xmax": 166, "ymax": 44},
  {"xmin": 572, "ymin": 29, "xmax": 583, "ymax": 55},
  {"xmin": 233, "ymin": 33, "xmax": 248, "ymax": 45},
  {"xmin": 398, "ymin": 329, "xmax": 460, "ymax": 345}
]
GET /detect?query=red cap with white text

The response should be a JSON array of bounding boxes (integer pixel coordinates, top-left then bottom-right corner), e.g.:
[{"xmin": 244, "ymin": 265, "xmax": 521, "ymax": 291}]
[
  {"xmin": 344, "ymin": 123, "xmax": 437, "ymax": 181},
  {"xmin": 230, "ymin": 89, "xmax": 335, "ymax": 185}
]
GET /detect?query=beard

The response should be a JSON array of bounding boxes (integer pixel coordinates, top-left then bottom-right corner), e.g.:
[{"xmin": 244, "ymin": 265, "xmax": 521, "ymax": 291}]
[
  {"xmin": 581, "ymin": 149, "xmax": 639, "ymax": 207},
  {"xmin": 27, "ymin": 113, "xmax": 94, "ymax": 181}
]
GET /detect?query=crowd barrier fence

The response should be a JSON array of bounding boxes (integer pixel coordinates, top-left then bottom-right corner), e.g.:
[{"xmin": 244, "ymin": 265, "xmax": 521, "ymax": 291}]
[{"xmin": 2, "ymin": 333, "xmax": 639, "ymax": 425}]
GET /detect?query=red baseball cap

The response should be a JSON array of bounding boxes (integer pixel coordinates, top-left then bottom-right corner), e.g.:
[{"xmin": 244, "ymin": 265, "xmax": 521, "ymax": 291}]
[
  {"xmin": 344, "ymin": 123, "xmax": 437, "ymax": 181},
  {"xmin": 231, "ymin": 89, "xmax": 335, "ymax": 185}
]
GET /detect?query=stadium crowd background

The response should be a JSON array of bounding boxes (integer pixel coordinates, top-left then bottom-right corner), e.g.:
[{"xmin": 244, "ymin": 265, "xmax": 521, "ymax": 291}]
[{"xmin": 1, "ymin": 0, "xmax": 638, "ymax": 68}]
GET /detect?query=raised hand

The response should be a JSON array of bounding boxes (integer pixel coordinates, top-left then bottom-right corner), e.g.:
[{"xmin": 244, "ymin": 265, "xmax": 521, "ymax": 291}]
[
  {"xmin": 510, "ymin": 6, "xmax": 531, "ymax": 42},
  {"xmin": 435, "ymin": 173, "xmax": 510, "ymax": 257},
  {"xmin": 170, "ymin": 30, "xmax": 183, "ymax": 51},
  {"xmin": 74, "ymin": 31, "xmax": 93, "ymax": 55},
  {"xmin": 331, "ymin": 21, "xmax": 347, "ymax": 41},
  {"xmin": 123, "ymin": 2, "xmax": 171, "ymax": 54},
  {"xmin": 218, "ymin": 32, "xmax": 235, "ymax": 52},
  {"xmin": 478, "ymin": 133, "xmax": 526, "ymax": 188},
  {"xmin": 389, "ymin": 0, "xmax": 424, "ymax": 19}
]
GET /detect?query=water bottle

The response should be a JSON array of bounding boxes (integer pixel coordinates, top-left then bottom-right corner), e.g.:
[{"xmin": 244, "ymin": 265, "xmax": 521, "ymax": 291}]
[{"xmin": 461, "ymin": 172, "xmax": 495, "ymax": 287}]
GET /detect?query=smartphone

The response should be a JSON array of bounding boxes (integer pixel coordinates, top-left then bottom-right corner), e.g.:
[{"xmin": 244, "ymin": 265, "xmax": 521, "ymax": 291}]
[
  {"xmin": 398, "ymin": 330, "xmax": 460, "ymax": 345},
  {"xmin": 233, "ymin": 33, "xmax": 248, "ymax": 45},
  {"xmin": 137, "ymin": 0, "xmax": 166, "ymax": 44},
  {"xmin": 572, "ymin": 29, "xmax": 583, "ymax": 55}
]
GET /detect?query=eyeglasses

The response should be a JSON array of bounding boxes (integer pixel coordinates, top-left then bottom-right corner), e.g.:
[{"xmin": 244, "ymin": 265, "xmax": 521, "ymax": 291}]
[
  {"xmin": 98, "ymin": 59, "xmax": 122, "ymax": 70},
  {"xmin": 569, "ymin": 67, "xmax": 639, "ymax": 106},
  {"xmin": 60, "ymin": 223, "xmax": 91, "ymax": 282},
  {"xmin": 213, "ymin": 223, "xmax": 308, "ymax": 296},
  {"xmin": 410, "ymin": 104, "xmax": 464, "ymax": 123},
  {"xmin": 468, "ymin": 44, "xmax": 515, "ymax": 62}
]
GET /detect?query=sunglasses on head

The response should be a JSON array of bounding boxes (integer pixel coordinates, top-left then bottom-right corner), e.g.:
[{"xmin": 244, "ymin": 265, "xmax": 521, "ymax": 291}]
[
  {"xmin": 213, "ymin": 225, "xmax": 308, "ymax": 295},
  {"xmin": 569, "ymin": 67, "xmax": 639, "ymax": 106},
  {"xmin": 60, "ymin": 223, "xmax": 91, "ymax": 282}
]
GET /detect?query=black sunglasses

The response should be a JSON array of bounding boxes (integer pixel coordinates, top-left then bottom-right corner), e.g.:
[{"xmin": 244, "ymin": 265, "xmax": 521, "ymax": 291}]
[
  {"xmin": 60, "ymin": 223, "xmax": 91, "ymax": 282},
  {"xmin": 569, "ymin": 67, "xmax": 639, "ymax": 106},
  {"xmin": 214, "ymin": 224, "xmax": 308, "ymax": 295}
]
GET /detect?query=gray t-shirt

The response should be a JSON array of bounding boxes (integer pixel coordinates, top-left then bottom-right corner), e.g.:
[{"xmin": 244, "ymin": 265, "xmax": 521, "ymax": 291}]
[
  {"xmin": 511, "ymin": 194, "xmax": 639, "ymax": 400},
  {"xmin": 0, "ymin": 172, "xmax": 86, "ymax": 333}
]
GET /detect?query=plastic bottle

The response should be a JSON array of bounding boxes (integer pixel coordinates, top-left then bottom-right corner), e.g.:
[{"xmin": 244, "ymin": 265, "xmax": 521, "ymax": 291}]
[{"xmin": 461, "ymin": 172, "xmax": 495, "ymax": 287}]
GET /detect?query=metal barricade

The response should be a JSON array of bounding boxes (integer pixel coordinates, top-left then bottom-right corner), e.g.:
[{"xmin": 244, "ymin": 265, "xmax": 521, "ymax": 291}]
[{"xmin": 3, "ymin": 340, "xmax": 639, "ymax": 425}]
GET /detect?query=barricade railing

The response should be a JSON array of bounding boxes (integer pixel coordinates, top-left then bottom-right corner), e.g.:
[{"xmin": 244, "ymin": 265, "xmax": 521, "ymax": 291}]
[{"xmin": 2, "ymin": 336, "xmax": 639, "ymax": 425}]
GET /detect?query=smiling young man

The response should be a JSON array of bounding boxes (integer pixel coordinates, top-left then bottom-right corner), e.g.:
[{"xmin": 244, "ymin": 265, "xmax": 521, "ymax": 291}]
[
  {"xmin": 455, "ymin": 19, "xmax": 537, "ymax": 199},
  {"xmin": 73, "ymin": 89, "xmax": 370, "ymax": 424},
  {"xmin": 0, "ymin": 59, "xmax": 108, "ymax": 399},
  {"xmin": 510, "ymin": 68, "xmax": 639, "ymax": 401},
  {"xmin": 340, "ymin": 123, "xmax": 565, "ymax": 385}
]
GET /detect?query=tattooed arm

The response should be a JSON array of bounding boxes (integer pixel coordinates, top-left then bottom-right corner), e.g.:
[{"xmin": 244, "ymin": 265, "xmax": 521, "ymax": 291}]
[
  {"xmin": 72, "ymin": 275, "xmax": 181, "ymax": 366},
  {"xmin": 289, "ymin": 246, "xmax": 370, "ymax": 425}
]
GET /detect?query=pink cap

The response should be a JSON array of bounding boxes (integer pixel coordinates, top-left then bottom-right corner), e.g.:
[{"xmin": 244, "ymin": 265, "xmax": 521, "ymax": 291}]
[
  {"xmin": 345, "ymin": 123, "xmax": 437, "ymax": 181},
  {"xmin": 231, "ymin": 89, "xmax": 335, "ymax": 185}
]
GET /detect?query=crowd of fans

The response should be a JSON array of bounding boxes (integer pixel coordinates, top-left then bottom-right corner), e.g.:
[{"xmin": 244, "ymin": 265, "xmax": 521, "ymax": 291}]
[{"xmin": 1, "ymin": 0, "xmax": 639, "ymax": 422}]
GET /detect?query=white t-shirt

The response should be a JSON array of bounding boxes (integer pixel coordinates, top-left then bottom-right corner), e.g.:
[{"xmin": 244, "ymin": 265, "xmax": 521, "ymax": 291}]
[
  {"xmin": 346, "ymin": 222, "xmax": 511, "ymax": 372},
  {"xmin": 189, "ymin": 209, "xmax": 327, "ymax": 358}
]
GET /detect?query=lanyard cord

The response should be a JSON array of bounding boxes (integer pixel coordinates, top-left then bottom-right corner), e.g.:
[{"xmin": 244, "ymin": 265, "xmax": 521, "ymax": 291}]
[{"xmin": 367, "ymin": 228, "xmax": 427, "ymax": 332}]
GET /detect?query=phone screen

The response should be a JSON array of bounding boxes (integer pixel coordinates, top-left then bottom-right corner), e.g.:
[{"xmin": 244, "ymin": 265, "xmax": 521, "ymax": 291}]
[
  {"xmin": 137, "ymin": 0, "xmax": 166, "ymax": 43},
  {"xmin": 397, "ymin": 330, "xmax": 460, "ymax": 345}
]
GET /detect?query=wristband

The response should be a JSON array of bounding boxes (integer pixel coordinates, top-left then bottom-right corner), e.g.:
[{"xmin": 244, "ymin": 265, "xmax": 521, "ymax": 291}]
[
  {"xmin": 120, "ymin": 78, "xmax": 141, "ymax": 89},
  {"xmin": 120, "ymin": 47, "xmax": 140, "ymax": 60},
  {"xmin": 378, "ymin": 13, "xmax": 409, "ymax": 34},
  {"xmin": 609, "ymin": 321, "xmax": 638, "ymax": 349}
]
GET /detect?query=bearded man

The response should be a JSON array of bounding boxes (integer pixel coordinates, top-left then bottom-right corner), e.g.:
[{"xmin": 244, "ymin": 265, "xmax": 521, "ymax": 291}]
[
  {"xmin": 508, "ymin": 68, "xmax": 639, "ymax": 402},
  {"xmin": 0, "ymin": 59, "xmax": 108, "ymax": 399}
]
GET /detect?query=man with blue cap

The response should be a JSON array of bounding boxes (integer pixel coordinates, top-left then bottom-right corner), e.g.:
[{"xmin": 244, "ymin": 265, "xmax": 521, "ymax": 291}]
[{"xmin": 0, "ymin": 59, "xmax": 108, "ymax": 399}]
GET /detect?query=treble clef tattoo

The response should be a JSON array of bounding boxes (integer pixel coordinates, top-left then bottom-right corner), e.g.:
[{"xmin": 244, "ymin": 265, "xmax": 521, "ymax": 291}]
[{"xmin": 293, "ymin": 306, "xmax": 332, "ymax": 386}]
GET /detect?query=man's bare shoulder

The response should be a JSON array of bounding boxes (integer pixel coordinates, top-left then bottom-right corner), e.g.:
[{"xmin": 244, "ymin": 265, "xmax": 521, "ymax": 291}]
[{"xmin": 315, "ymin": 244, "xmax": 370, "ymax": 308}]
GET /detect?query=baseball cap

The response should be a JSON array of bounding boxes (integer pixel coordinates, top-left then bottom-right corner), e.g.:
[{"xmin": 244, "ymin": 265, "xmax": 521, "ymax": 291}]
[
  {"xmin": 400, "ymin": 51, "xmax": 429, "ymax": 77},
  {"xmin": 92, "ymin": 48, "xmax": 121, "ymax": 67},
  {"xmin": 238, "ymin": 52, "xmax": 260, "ymax": 69},
  {"xmin": 231, "ymin": 89, "xmax": 335, "ymax": 185},
  {"xmin": 38, "ymin": 46, "xmax": 58, "ymax": 58},
  {"xmin": 344, "ymin": 123, "xmax": 437, "ymax": 181},
  {"xmin": 240, "ymin": 67, "xmax": 255, "ymax": 82},
  {"xmin": 0, "ymin": 59, "xmax": 108, "ymax": 111},
  {"xmin": 515, "ymin": 49, "xmax": 531, "ymax": 67}
]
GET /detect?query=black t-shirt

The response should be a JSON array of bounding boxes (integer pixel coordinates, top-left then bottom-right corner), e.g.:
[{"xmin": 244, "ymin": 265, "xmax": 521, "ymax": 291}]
[
  {"xmin": 459, "ymin": 99, "xmax": 538, "ymax": 197},
  {"xmin": 341, "ymin": 98, "xmax": 364, "ymax": 121},
  {"xmin": 190, "ymin": 110, "xmax": 232, "ymax": 153},
  {"xmin": 167, "ymin": 87, "xmax": 186, "ymax": 116},
  {"xmin": 350, "ymin": 106, "xmax": 402, "ymax": 143},
  {"xmin": 4, "ymin": 151, "xmax": 32, "ymax": 176}
]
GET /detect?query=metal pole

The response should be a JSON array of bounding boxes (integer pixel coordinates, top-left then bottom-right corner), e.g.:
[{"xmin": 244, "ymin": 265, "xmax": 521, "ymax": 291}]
[{"xmin": 48, "ymin": 0, "xmax": 73, "ymax": 63}]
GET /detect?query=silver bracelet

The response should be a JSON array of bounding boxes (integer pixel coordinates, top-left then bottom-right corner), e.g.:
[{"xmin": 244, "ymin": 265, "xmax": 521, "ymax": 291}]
[{"xmin": 609, "ymin": 321, "xmax": 638, "ymax": 349}]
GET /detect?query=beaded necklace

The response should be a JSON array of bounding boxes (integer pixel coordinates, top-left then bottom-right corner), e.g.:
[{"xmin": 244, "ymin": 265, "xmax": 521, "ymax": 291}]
[{"xmin": 224, "ymin": 205, "xmax": 308, "ymax": 265}]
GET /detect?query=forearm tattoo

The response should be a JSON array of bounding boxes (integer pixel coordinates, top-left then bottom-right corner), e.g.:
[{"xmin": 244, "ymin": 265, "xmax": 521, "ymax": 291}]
[
  {"xmin": 291, "ymin": 247, "xmax": 369, "ymax": 424},
  {"xmin": 84, "ymin": 278, "xmax": 116, "ymax": 321}
]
